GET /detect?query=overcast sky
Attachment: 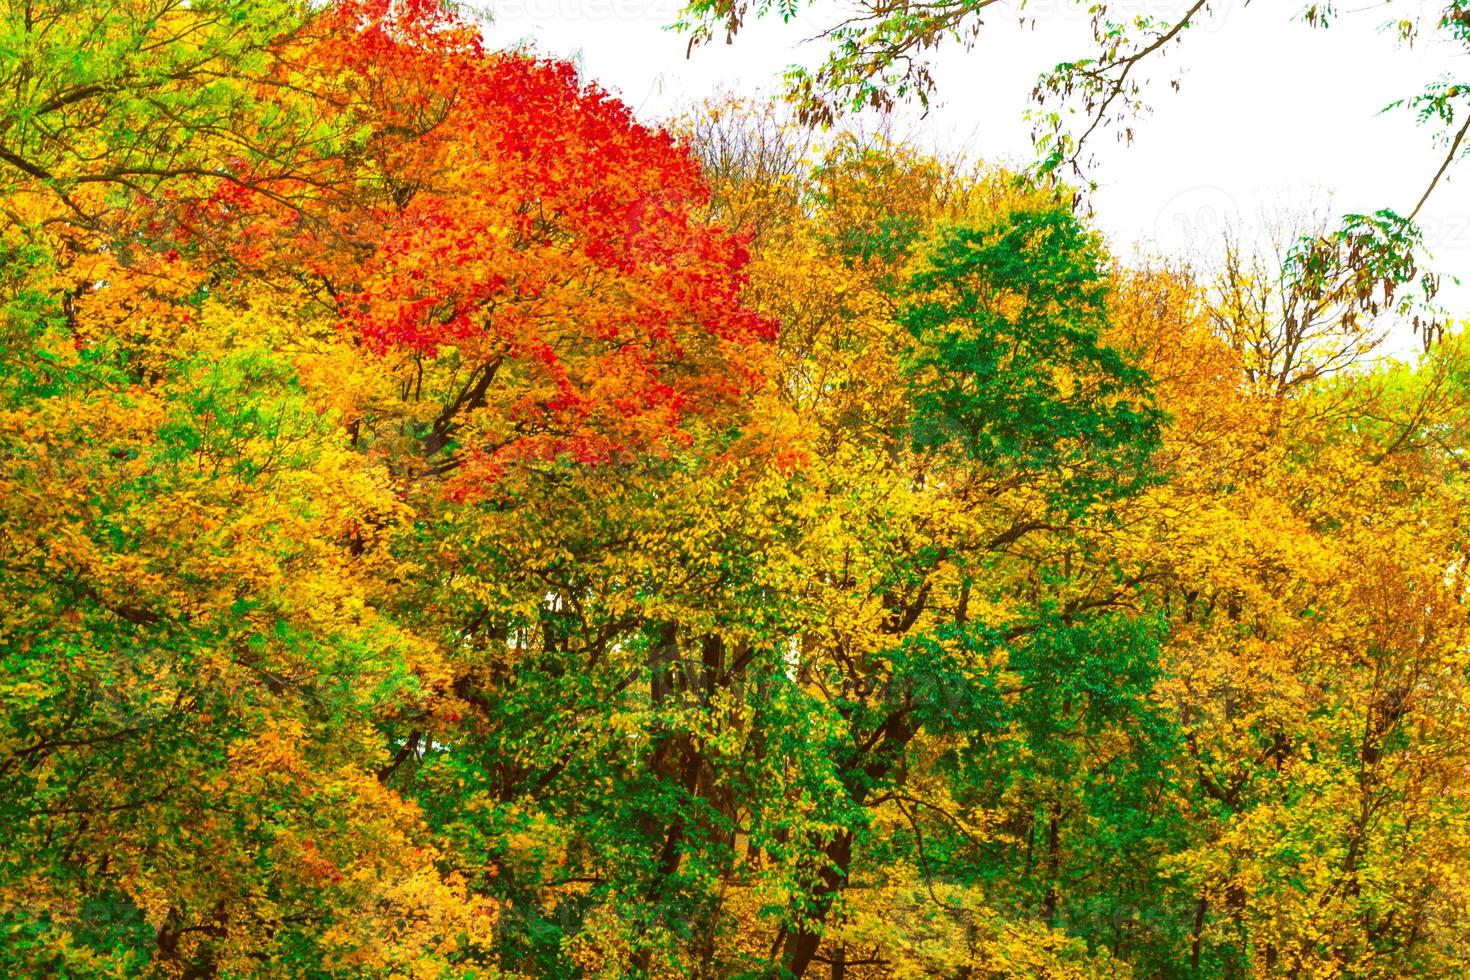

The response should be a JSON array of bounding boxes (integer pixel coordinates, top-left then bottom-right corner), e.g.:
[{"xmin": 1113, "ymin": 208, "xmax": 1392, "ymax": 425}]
[{"xmin": 481, "ymin": 0, "xmax": 1470, "ymax": 338}]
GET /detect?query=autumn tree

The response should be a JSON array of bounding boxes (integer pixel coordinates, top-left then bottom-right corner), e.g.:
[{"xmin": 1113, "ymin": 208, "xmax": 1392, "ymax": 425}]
[
  {"xmin": 676, "ymin": 0, "xmax": 1463, "ymax": 347},
  {"xmin": 4, "ymin": 2, "xmax": 1470, "ymax": 977},
  {"xmin": 1, "ymin": 1, "xmax": 774, "ymax": 975}
]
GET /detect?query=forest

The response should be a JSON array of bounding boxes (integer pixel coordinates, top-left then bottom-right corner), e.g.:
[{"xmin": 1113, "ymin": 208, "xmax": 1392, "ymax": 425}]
[{"xmin": 3, "ymin": 0, "xmax": 1470, "ymax": 976}]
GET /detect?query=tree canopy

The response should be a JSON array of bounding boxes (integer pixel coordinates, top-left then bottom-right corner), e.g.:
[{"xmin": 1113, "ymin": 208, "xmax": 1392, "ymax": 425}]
[{"xmin": 2, "ymin": 2, "xmax": 1470, "ymax": 978}]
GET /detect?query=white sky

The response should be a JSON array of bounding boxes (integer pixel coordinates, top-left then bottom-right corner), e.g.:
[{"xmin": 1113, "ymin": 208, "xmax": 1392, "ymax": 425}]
[{"xmin": 481, "ymin": 0, "xmax": 1470, "ymax": 332}]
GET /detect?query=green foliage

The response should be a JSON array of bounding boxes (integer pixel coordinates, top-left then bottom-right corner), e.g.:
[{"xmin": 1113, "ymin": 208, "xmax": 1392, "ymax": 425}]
[
  {"xmin": 3, "ymin": 2, "xmax": 1470, "ymax": 977},
  {"xmin": 902, "ymin": 208, "xmax": 1163, "ymax": 509}
]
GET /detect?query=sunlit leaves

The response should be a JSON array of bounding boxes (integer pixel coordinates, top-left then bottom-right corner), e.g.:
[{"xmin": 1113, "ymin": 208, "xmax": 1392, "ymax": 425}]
[{"xmin": 901, "ymin": 207, "xmax": 1163, "ymax": 509}]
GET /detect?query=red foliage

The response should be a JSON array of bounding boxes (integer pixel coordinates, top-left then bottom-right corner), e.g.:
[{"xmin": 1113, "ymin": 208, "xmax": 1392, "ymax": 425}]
[{"xmin": 179, "ymin": 0, "xmax": 773, "ymax": 493}]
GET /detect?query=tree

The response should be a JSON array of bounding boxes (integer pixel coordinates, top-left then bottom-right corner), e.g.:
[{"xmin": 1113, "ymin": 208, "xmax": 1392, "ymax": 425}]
[
  {"xmin": 0, "ymin": 1, "xmax": 776, "ymax": 974},
  {"xmin": 676, "ymin": 0, "xmax": 1463, "ymax": 343},
  {"xmin": 6, "ymin": 3, "xmax": 1470, "ymax": 974},
  {"xmin": 676, "ymin": 110, "xmax": 1171, "ymax": 977}
]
